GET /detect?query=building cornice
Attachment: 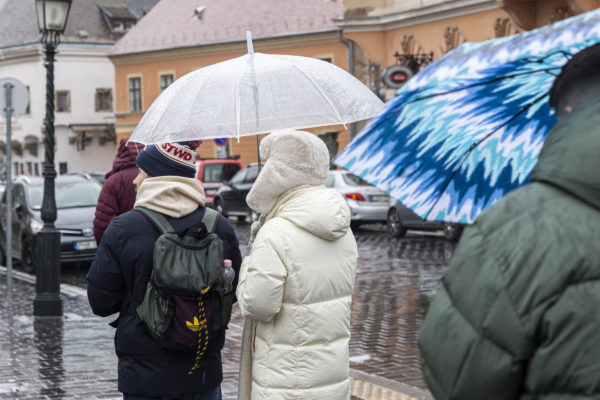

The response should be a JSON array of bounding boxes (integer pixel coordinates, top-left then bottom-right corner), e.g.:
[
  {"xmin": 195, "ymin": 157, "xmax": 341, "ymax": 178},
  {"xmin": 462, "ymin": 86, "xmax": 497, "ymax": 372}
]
[
  {"xmin": 0, "ymin": 40, "xmax": 114, "ymax": 52},
  {"xmin": 109, "ymin": 30, "xmax": 342, "ymax": 66},
  {"xmin": 0, "ymin": 41, "xmax": 40, "ymax": 51},
  {"xmin": 0, "ymin": 44, "xmax": 39, "ymax": 63},
  {"xmin": 69, "ymin": 123, "xmax": 115, "ymax": 131},
  {"xmin": 115, "ymin": 123, "xmax": 137, "ymax": 136},
  {"xmin": 0, "ymin": 42, "xmax": 116, "ymax": 63},
  {"xmin": 115, "ymin": 112, "xmax": 144, "ymax": 118},
  {"xmin": 57, "ymin": 43, "xmax": 115, "ymax": 58},
  {"xmin": 335, "ymin": 0, "xmax": 499, "ymax": 32}
]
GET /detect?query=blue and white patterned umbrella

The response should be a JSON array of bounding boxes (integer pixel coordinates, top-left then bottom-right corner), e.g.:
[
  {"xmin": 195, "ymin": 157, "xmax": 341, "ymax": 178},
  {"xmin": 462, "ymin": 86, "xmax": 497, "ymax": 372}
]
[{"xmin": 334, "ymin": 9, "xmax": 600, "ymax": 223}]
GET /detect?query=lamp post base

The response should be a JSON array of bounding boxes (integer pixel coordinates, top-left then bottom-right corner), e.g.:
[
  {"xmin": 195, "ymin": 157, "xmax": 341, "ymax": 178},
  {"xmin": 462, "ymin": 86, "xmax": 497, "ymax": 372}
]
[
  {"xmin": 33, "ymin": 292, "xmax": 63, "ymax": 317},
  {"xmin": 33, "ymin": 229, "xmax": 62, "ymax": 317}
]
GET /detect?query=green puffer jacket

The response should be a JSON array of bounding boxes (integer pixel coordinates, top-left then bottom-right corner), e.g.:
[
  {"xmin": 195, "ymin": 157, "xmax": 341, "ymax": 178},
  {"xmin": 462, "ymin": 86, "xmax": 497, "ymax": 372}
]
[{"xmin": 418, "ymin": 97, "xmax": 600, "ymax": 400}]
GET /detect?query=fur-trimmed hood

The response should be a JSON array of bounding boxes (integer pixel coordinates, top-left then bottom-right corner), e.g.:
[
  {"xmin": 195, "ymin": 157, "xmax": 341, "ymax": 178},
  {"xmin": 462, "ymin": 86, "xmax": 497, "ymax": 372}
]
[{"xmin": 246, "ymin": 130, "xmax": 330, "ymax": 215}]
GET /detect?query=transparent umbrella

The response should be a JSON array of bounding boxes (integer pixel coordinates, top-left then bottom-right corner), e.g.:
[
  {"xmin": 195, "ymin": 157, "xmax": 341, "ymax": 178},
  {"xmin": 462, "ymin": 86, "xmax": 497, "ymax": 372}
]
[{"xmin": 129, "ymin": 33, "xmax": 383, "ymax": 145}]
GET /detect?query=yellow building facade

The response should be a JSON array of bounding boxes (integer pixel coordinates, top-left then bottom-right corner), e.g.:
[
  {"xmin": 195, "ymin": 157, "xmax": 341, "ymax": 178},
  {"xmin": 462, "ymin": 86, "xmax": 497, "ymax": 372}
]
[
  {"xmin": 339, "ymin": 0, "xmax": 599, "ymax": 102},
  {"xmin": 112, "ymin": 33, "xmax": 353, "ymax": 165},
  {"xmin": 110, "ymin": 0, "xmax": 350, "ymax": 166},
  {"xmin": 110, "ymin": 0, "xmax": 599, "ymax": 166}
]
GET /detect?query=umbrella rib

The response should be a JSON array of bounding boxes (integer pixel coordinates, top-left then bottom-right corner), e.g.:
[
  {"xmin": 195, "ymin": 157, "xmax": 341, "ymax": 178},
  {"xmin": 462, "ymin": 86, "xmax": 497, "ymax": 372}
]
[
  {"xmin": 183, "ymin": 74, "xmax": 216, "ymax": 142},
  {"xmin": 521, "ymin": 49, "xmax": 573, "ymax": 65},
  {"xmin": 361, "ymin": 66, "xmax": 561, "ymax": 141},
  {"xmin": 472, "ymin": 91, "xmax": 550, "ymax": 147},
  {"xmin": 291, "ymin": 62, "xmax": 347, "ymax": 128},
  {"xmin": 407, "ymin": 67, "xmax": 561, "ymax": 105},
  {"xmin": 155, "ymin": 78, "xmax": 199, "ymax": 142},
  {"xmin": 423, "ymin": 90, "xmax": 550, "ymax": 221},
  {"xmin": 337, "ymin": 55, "xmax": 563, "ymax": 146},
  {"xmin": 235, "ymin": 57, "xmax": 247, "ymax": 140},
  {"xmin": 410, "ymin": 49, "xmax": 571, "ymax": 105},
  {"xmin": 150, "ymin": 74, "xmax": 194, "ymax": 143}
]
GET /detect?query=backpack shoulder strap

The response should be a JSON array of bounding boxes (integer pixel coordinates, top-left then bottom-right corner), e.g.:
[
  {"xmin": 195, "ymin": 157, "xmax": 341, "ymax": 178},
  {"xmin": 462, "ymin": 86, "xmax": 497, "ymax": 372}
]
[
  {"xmin": 134, "ymin": 207, "xmax": 175, "ymax": 234},
  {"xmin": 201, "ymin": 207, "xmax": 219, "ymax": 233}
]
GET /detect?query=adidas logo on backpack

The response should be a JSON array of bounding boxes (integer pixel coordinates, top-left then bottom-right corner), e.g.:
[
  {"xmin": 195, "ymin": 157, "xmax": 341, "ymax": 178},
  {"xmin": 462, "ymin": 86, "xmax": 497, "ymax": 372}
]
[{"xmin": 133, "ymin": 207, "xmax": 235, "ymax": 374}]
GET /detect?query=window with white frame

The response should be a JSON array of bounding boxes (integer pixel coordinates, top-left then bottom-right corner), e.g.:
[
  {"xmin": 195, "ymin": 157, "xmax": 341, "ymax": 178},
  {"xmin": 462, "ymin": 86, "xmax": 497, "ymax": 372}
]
[
  {"xmin": 95, "ymin": 88, "xmax": 113, "ymax": 112},
  {"xmin": 56, "ymin": 90, "xmax": 71, "ymax": 112},
  {"xmin": 129, "ymin": 77, "xmax": 142, "ymax": 112},
  {"xmin": 160, "ymin": 74, "xmax": 174, "ymax": 92}
]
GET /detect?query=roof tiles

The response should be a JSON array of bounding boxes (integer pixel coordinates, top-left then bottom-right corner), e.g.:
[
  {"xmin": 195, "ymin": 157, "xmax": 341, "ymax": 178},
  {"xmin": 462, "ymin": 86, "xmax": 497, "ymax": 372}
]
[
  {"xmin": 0, "ymin": 0, "xmax": 159, "ymax": 49},
  {"xmin": 110, "ymin": 0, "xmax": 344, "ymax": 55}
]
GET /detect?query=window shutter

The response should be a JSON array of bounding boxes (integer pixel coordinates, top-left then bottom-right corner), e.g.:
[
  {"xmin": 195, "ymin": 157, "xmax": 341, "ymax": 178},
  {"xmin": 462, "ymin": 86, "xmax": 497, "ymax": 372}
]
[{"xmin": 107, "ymin": 89, "xmax": 113, "ymax": 111}]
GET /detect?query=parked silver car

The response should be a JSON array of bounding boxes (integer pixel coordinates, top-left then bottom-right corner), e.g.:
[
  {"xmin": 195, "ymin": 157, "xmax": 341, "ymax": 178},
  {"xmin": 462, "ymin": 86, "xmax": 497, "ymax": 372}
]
[
  {"xmin": 325, "ymin": 170, "xmax": 389, "ymax": 227},
  {"xmin": 387, "ymin": 199, "xmax": 464, "ymax": 241},
  {"xmin": 0, "ymin": 174, "xmax": 100, "ymax": 272}
]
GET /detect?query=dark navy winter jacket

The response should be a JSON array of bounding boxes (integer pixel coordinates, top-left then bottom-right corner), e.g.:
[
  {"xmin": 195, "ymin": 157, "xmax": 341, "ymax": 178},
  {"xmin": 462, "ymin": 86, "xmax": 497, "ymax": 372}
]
[{"xmin": 86, "ymin": 207, "xmax": 242, "ymax": 397}]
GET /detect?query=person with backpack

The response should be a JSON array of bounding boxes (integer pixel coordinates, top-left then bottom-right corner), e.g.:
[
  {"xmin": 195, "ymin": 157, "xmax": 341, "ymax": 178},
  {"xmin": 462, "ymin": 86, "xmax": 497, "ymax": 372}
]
[
  {"xmin": 235, "ymin": 130, "xmax": 358, "ymax": 399},
  {"xmin": 87, "ymin": 141, "xmax": 241, "ymax": 400}
]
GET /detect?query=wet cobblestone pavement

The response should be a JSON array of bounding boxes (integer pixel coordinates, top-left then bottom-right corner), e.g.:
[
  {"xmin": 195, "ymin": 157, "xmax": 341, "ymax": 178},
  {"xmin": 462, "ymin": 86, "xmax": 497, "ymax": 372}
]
[
  {"xmin": 0, "ymin": 222, "xmax": 456, "ymax": 399},
  {"xmin": 0, "ymin": 278, "xmax": 117, "ymax": 399},
  {"xmin": 349, "ymin": 227, "xmax": 454, "ymax": 389}
]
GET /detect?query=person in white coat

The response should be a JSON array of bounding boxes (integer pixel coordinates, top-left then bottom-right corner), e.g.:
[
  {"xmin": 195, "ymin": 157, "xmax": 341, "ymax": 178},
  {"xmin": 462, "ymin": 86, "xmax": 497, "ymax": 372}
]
[{"xmin": 236, "ymin": 130, "xmax": 358, "ymax": 400}]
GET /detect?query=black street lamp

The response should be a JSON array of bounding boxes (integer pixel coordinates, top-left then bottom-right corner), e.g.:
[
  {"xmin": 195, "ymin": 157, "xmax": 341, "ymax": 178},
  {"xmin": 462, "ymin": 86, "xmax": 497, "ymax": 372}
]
[{"xmin": 33, "ymin": 0, "xmax": 72, "ymax": 317}]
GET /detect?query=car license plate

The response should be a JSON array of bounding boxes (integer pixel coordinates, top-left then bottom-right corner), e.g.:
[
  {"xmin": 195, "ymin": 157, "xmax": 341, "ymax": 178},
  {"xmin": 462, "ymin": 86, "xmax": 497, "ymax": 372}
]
[
  {"xmin": 369, "ymin": 195, "xmax": 387, "ymax": 202},
  {"xmin": 74, "ymin": 241, "xmax": 97, "ymax": 251},
  {"xmin": 205, "ymin": 188, "xmax": 218, "ymax": 195}
]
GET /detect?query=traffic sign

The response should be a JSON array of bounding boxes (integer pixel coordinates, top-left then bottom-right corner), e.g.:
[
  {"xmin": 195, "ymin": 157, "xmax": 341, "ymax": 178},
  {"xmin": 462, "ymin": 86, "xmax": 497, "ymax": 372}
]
[
  {"xmin": 1, "ymin": 77, "xmax": 28, "ymax": 296},
  {"xmin": 214, "ymin": 138, "xmax": 228, "ymax": 146},
  {"xmin": 382, "ymin": 65, "xmax": 414, "ymax": 89},
  {"xmin": 0, "ymin": 78, "xmax": 29, "ymax": 116}
]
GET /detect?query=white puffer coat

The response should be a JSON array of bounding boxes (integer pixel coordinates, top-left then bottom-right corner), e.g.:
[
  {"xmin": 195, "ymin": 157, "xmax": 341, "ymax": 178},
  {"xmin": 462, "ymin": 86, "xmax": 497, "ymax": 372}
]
[{"xmin": 236, "ymin": 184, "xmax": 357, "ymax": 400}]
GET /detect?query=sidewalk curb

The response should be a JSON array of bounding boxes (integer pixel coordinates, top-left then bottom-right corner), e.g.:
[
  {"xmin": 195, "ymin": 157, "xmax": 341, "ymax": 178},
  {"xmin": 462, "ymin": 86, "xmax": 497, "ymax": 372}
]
[
  {"xmin": 350, "ymin": 369, "xmax": 433, "ymax": 400},
  {"xmin": 0, "ymin": 266, "xmax": 88, "ymax": 298}
]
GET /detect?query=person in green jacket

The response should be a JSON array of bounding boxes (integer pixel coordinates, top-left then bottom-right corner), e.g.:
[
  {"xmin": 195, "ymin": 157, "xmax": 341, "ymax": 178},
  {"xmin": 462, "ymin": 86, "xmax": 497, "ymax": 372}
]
[{"xmin": 418, "ymin": 43, "xmax": 600, "ymax": 400}]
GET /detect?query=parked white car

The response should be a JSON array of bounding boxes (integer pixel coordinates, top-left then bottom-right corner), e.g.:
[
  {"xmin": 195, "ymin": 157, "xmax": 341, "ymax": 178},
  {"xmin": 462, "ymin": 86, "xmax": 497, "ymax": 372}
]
[{"xmin": 325, "ymin": 170, "xmax": 390, "ymax": 228}]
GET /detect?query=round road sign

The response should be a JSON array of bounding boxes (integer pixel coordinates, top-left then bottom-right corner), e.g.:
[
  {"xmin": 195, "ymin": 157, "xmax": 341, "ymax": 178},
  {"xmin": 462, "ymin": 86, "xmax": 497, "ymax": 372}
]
[
  {"xmin": 214, "ymin": 138, "xmax": 228, "ymax": 146},
  {"xmin": 382, "ymin": 65, "xmax": 414, "ymax": 89}
]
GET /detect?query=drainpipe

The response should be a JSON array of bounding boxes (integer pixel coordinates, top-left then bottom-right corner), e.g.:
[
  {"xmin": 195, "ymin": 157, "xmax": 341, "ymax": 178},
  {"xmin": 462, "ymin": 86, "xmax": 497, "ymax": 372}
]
[{"xmin": 339, "ymin": 30, "xmax": 357, "ymax": 140}]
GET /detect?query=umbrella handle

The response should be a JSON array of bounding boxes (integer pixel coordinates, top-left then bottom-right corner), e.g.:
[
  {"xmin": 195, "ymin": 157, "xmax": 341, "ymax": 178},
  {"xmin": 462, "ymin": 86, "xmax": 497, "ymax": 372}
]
[
  {"xmin": 246, "ymin": 31, "xmax": 254, "ymax": 54},
  {"xmin": 256, "ymin": 135, "xmax": 261, "ymax": 172},
  {"xmin": 248, "ymin": 29, "xmax": 260, "ymax": 172}
]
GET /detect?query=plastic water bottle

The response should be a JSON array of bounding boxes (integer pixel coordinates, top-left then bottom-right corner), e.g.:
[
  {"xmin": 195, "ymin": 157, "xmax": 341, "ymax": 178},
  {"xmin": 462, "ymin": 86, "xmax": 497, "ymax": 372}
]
[{"xmin": 219, "ymin": 259, "xmax": 235, "ymax": 293}]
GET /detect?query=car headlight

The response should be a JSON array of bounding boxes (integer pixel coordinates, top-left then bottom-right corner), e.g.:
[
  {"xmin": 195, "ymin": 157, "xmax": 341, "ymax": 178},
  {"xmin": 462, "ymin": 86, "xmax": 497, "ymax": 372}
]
[{"xmin": 30, "ymin": 219, "xmax": 44, "ymax": 234}]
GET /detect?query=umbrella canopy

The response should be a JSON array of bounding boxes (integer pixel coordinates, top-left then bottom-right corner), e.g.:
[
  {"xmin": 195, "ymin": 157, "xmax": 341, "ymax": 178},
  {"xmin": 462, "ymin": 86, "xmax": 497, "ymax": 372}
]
[
  {"xmin": 128, "ymin": 52, "xmax": 383, "ymax": 145},
  {"xmin": 333, "ymin": 9, "xmax": 600, "ymax": 224}
]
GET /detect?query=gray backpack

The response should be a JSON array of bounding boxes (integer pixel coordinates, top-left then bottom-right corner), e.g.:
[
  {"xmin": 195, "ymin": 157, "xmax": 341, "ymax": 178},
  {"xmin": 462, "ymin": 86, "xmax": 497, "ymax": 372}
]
[{"xmin": 134, "ymin": 207, "xmax": 234, "ymax": 374}]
